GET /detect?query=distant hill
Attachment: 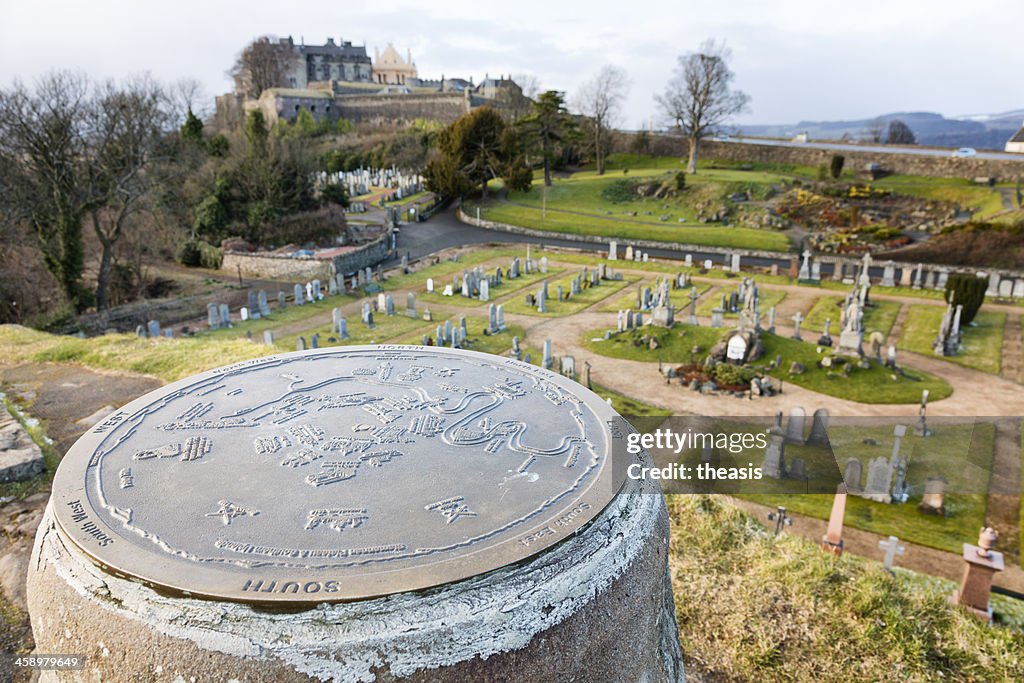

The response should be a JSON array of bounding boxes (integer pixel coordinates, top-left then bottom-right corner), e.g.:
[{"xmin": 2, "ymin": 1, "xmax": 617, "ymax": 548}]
[{"xmin": 738, "ymin": 110, "xmax": 1024, "ymax": 150}]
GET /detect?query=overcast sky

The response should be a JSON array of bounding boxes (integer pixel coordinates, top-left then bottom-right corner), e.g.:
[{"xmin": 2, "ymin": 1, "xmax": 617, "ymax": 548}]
[{"xmin": 2, "ymin": 0, "xmax": 1021, "ymax": 127}]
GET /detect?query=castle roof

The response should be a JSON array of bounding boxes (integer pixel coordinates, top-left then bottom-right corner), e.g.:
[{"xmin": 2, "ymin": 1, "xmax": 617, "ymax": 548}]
[
  {"xmin": 298, "ymin": 39, "xmax": 369, "ymax": 59},
  {"xmin": 375, "ymin": 43, "xmax": 415, "ymax": 69}
]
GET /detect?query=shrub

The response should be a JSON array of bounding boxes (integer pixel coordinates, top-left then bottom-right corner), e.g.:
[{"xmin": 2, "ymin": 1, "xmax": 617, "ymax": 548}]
[
  {"xmin": 177, "ymin": 240, "xmax": 223, "ymax": 269},
  {"xmin": 712, "ymin": 363, "xmax": 758, "ymax": 387},
  {"xmin": 945, "ymin": 273, "xmax": 987, "ymax": 325},
  {"xmin": 600, "ymin": 179, "xmax": 637, "ymax": 203},
  {"xmin": 830, "ymin": 154, "xmax": 845, "ymax": 179}
]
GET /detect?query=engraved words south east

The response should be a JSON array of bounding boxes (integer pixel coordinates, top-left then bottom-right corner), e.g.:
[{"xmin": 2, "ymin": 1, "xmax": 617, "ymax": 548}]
[{"xmin": 52, "ymin": 347, "xmax": 624, "ymax": 602}]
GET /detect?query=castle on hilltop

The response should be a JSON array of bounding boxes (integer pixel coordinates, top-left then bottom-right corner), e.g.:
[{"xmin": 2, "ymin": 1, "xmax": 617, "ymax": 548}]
[{"xmin": 216, "ymin": 36, "xmax": 527, "ymax": 128}]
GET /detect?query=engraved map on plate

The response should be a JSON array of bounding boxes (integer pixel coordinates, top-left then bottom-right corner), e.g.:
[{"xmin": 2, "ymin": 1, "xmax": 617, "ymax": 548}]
[{"xmin": 52, "ymin": 347, "xmax": 625, "ymax": 602}]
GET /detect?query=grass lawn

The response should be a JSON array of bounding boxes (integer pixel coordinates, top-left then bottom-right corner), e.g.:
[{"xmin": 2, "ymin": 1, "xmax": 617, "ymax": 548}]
[
  {"xmin": 378, "ymin": 246, "xmax": 527, "ymax": 292},
  {"xmin": 589, "ymin": 384, "xmax": 672, "ymax": 423},
  {"xmin": 597, "ymin": 280, "xmax": 713, "ymax": 313},
  {"xmin": 897, "ymin": 306, "xmax": 1006, "ymax": 375},
  {"xmin": 695, "ymin": 286, "xmax": 787, "ymax": 318},
  {"xmin": 582, "ymin": 324, "xmax": 727, "ymax": 364},
  {"xmin": 668, "ymin": 495, "xmax": 1024, "ymax": 681},
  {"xmin": 502, "ymin": 272, "xmax": 637, "ymax": 317},
  {"xmin": 802, "ymin": 296, "xmax": 902, "ymax": 340},
  {"xmin": 874, "ymin": 174, "xmax": 1007, "ymax": 220},
  {"xmin": 202, "ymin": 293, "xmax": 357, "ymax": 341},
  {"xmin": 414, "ymin": 264, "xmax": 561, "ymax": 309},
  {"xmin": 468, "ymin": 199, "xmax": 792, "ymax": 252},
  {"xmin": 390, "ymin": 315, "xmax": 528, "ymax": 358},
  {"xmin": 759, "ymin": 334, "xmax": 954, "ymax": 404},
  {"xmin": 269, "ymin": 307, "xmax": 430, "ymax": 352},
  {"xmin": 0, "ymin": 324, "xmax": 276, "ymax": 382},
  {"xmin": 734, "ymin": 421, "xmax": 994, "ymax": 555}
]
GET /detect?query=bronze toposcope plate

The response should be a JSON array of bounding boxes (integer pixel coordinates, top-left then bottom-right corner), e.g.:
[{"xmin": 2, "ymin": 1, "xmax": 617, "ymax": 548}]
[{"xmin": 52, "ymin": 346, "xmax": 629, "ymax": 603}]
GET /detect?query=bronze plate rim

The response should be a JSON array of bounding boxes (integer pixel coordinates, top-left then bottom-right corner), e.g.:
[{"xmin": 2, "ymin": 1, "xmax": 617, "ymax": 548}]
[{"xmin": 51, "ymin": 345, "xmax": 629, "ymax": 603}]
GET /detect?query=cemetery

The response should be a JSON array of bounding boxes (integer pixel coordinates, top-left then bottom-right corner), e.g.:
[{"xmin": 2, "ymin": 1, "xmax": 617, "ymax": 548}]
[
  {"xmin": 3, "ymin": 226, "xmax": 1024, "ymax": 681},
  {"xmin": 3, "ymin": 14, "xmax": 1024, "ymax": 678}
]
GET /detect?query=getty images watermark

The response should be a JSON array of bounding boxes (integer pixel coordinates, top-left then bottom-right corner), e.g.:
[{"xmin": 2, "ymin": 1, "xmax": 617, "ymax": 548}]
[{"xmin": 625, "ymin": 426, "xmax": 768, "ymax": 482}]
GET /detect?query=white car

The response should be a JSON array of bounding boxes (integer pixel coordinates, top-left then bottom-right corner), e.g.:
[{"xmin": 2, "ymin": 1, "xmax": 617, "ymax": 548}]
[
  {"xmin": 952, "ymin": 147, "xmax": 977, "ymax": 158},
  {"xmin": 713, "ymin": 134, "xmax": 731, "ymax": 142}
]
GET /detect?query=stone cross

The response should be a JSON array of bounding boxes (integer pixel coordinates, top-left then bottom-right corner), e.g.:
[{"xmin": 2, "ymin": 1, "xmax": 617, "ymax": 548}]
[{"xmin": 878, "ymin": 536, "xmax": 905, "ymax": 572}]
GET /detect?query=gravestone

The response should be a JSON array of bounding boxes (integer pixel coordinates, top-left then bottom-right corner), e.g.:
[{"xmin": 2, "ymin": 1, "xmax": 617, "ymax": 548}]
[
  {"xmin": 881, "ymin": 261, "xmax": 896, "ymax": 288},
  {"xmin": 789, "ymin": 458, "xmax": 806, "ymax": 480},
  {"xmin": 406, "ymin": 293, "xmax": 417, "ymax": 318},
  {"xmin": 426, "ymin": 278, "xmax": 434, "ymax": 293},
  {"xmin": 807, "ymin": 408, "xmax": 830, "ymax": 446},
  {"xmin": 842, "ymin": 459, "xmax": 863, "ymax": 493},
  {"xmin": 952, "ymin": 528, "xmax": 1004, "ymax": 623},
  {"xmin": 29, "ymin": 347, "xmax": 683, "ymax": 681},
  {"xmin": 240, "ymin": 307, "xmax": 249, "ymax": 322},
  {"xmin": 207, "ymin": 303, "xmax": 220, "ymax": 330},
  {"xmin": 278, "ymin": 292, "xmax": 287, "ymax": 310},
  {"xmin": 294, "ymin": 284, "xmax": 305, "ymax": 306},
  {"xmin": 821, "ymin": 484, "xmax": 847, "ymax": 556},
  {"xmin": 761, "ymin": 432, "xmax": 786, "ymax": 479},
  {"xmin": 258, "ymin": 290, "xmax": 271, "ymax": 318},
  {"xmin": 918, "ymin": 477, "xmax": 947, "ymax": 515},
  {"xmin": 862, "ymin": 456, "xmax": 894, "ymax": 503},
  {"xmin": 219, "ymin": 304, "xmax": 230, "ymax": 326},
  {"xmin": 147, "ymin": 320, "xmax": 160, "ymax": 337},
  {"xmin": 263, "ymin": 330, "xmax": 274, "ymax": 346},
  {"xmin": 608, "ymin": 241, "xmax": 618, "ymax": 260},
  {"xmin": 784, "ymin": 407, "xmax": 806, "ymax": 445}
]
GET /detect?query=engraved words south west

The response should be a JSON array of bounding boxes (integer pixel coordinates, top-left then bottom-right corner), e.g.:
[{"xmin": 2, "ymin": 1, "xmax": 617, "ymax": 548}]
[{"xmin": 52, "ymin": 347, "xmax": 625, "ymax": 602}]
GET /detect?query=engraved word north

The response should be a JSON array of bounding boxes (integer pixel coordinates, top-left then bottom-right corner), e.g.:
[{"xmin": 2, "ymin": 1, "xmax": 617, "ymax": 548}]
[{"xmin": 53, "ymin": 347, "xmax": 621, "ymax": 602}]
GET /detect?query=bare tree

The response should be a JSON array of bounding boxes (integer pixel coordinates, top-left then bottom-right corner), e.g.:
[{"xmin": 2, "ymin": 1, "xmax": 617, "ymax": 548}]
[
  {"xmin": 864, "ymin": 117, "xmax": 886, "ymax": 144},
  {"xmin": 168, "ymin": 77, "xmax": 210, "ymax": 124},
  {"xmin": 656, "ymin": 40, "xmax": 749, "ymax": 173},
  {"xmin": 229, "ymin": 36, "xmax": 293, "ymax": 99},
  {"xmin": 575, "ymin": 66, "xmax": 630, "ymax": 175},
  {"xmin": 87, "ymin": 75, "xmax": 173, "ymax": 311},
  {"xmin": 511, "ymin": 73, "xmax": 541, "ymax": 100},
  {"xmin": 0, "ymin": 72, "xmax": 94, "ymax": 310}
]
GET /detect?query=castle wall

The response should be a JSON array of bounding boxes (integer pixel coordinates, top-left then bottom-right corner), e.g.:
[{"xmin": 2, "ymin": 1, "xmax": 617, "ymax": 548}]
[{"xmin": 335, "ymin": 92, "xmax": 472, "ymax": 124}]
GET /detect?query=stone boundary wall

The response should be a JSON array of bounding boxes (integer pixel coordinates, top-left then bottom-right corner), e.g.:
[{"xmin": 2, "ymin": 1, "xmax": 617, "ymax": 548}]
[
  {"xmin": 638, "ymin": 134, "xmax": 1024, "ymax": 181},
  {"xmin": 455, "ymin": 208, "xmax": 1024, "ymax": 283},
  {"xmin": 222, "ymin": 234, "xmax": 391, "ymax": 281},
  {"xmin": 222, "ymin": 252, "xmax": 334, "ymax": 282}
]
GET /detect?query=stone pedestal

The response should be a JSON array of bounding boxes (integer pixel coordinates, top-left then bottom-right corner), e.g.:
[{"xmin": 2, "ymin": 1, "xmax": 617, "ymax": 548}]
[
  {"xmin": 29, "ymin": 471, "xmax": 681, "ymax": 683},
  {"xmin": 951, "ymin": 543, "xmax": 1004, "ymax": 623}
]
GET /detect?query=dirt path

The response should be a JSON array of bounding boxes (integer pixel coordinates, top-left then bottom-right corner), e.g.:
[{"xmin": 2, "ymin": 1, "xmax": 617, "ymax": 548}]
[
  {"xmin": 1001, "ymin": 314, "xmax": 1023, "ymax": 383},
  {"xmin": 0, "ymin": 363, "xmax": 164, "ymax": 671},
  {"xmin": 986, "ymin": 419, "xmax": 1023, "ymax": 562},
  {"xmin": 728, "ymin": 497, "xmax": 1024, "ymax": 594},
  {"xmin": 887, "ymin": 303, "xmax": 910, "ymax": 346}
]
